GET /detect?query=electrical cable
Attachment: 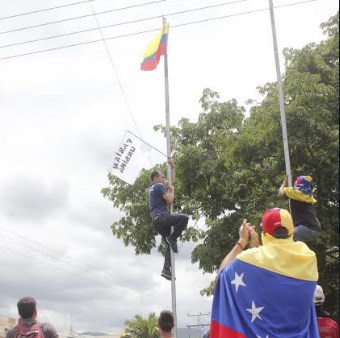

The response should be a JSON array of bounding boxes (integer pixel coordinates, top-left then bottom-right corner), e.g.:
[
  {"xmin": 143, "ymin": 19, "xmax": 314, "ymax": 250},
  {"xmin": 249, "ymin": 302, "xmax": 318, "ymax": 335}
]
[
  {"xmin": 170, "ymin": 0, "xmax": 316, "ymax": 29},
  {"xmin": 0, "ymin": 226, "xmax": 115, "ymax": 280},
  {"xmin": 0, "ymin": 232, "xmax": 116, "ymax": 283},
  {"xmin": 0, "ymin": 243, "xmax": 112, "ymax": 287},
  {"xmin": 0, "ymin": 0, "xmax": 94, "ymax": 21},
  {"xmin": 0, "ymin": 0, "xmax": 253, "ymax": 49},
  {"xmin": 0, "ymin": 0, "xmax": 317, "ymax": 62},
  {"xmin": 0, "ymin": 0, "xmax": 244, "ymax": 35},
  {"xmin": 90, "ymin": 4, "xmax": 143, "ymax": 138},
  {"xmin": 0, "ymin": 27, "xmax": 158, "ymax": 60}
]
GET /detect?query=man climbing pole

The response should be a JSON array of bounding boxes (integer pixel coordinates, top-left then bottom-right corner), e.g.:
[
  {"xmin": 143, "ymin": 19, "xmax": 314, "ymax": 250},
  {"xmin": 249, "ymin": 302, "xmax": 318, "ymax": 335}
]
[{"xmin": 149, "ymin": 158, "xmax": 189, "ymax": 280}]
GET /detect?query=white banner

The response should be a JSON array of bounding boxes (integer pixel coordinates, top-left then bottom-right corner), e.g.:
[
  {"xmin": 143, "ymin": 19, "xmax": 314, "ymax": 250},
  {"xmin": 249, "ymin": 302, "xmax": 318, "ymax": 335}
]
[{"xmin": 111, "ymin": 131, "xmax": 155, "ymax": 185}]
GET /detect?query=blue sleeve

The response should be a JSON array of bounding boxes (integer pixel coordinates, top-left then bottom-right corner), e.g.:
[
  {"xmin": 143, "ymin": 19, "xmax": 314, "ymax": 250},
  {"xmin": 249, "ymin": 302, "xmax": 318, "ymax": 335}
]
[{"xmin": 154, "ymin": 183, "xmax": 168, "ymax": 195}]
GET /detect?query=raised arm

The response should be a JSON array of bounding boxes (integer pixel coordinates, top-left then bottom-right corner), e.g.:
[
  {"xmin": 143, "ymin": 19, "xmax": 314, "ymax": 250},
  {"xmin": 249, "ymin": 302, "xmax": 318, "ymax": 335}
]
[
  {"xmin": 278, "ymin": 175, "xmax": 288, "ymax": 200},
  {"xmin": 218, "ymin": 219, "xmax": 251, "ymax": 273},
  {"xmin": 168, "ymin": 157, "xmax": 176, "ymax": 185}
]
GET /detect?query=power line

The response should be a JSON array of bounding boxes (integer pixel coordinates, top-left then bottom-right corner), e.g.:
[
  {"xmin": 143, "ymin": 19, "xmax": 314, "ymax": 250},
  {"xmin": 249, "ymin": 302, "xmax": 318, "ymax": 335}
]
[
  {"xmin": 0, "ymin": 0, "xmax": 245, "ymax": 36},
  {"xmin": 0, "ymin": 0, "xmax": 253, "ymax": 49},
  {"xmin": 0, "ymin": 1, "xmax": 170, "ymax": 147},
  {"xmin": 0, "ymin": 0, "xmax": 94, "ymax": 21},
  {"xmin": 89, "ymin": 4, "xmax": 143, "ymax": 137},
  {"xmin": 171, "ymin": 0, "xmax": 316, "ymax": 29},
  {"xmin": 0, "ymin": 231, "xmax": 115, "ymax": 281},
  {"xmin": 0, "ymin": 27, "xmax": 157, "ymax": 61},
  {"xmin": 0, "ymin": 243, "xmax": 110, "ymax": 287},
  {"xmin": 0, "ymin": 0, "xmax": 317, "ymax": 62},
  {"xmin": 0, "ymin": 226, "xmax": 115, "ymax": 281},
  {"xmin": 187, "ymin": 313, "xmax": 210, "ymax": 330},
  {"xmin": 0, "ymin": 16, "xmax": 164, "ymax": 49}
]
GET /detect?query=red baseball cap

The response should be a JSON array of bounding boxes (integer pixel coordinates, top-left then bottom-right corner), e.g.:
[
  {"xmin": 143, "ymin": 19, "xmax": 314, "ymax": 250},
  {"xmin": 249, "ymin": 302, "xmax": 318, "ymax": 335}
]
[{"xmin": 261, "ymin": 208, "xmax": 294, "ymax": 238}]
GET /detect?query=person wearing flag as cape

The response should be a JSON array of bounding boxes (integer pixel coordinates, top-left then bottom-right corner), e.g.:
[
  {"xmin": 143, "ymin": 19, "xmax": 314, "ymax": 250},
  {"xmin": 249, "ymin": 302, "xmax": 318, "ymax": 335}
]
[
  {"xmin": 149, "ymin": 158, "xmax": 189, "ymax": 280},
  {"xmin": 210, "ymin": 208, "xmax": 319, "ymax": 337}
]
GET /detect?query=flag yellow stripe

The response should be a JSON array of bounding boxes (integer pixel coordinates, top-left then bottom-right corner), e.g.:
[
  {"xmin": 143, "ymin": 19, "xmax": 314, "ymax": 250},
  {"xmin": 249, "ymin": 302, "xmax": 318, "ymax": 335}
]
[
  {"xmin": 143, "ymin": 24, "xmax": 168, "ymax": 58},
  {"xmin": 237, "ymin": 235, "xmax": 318, "ymax": 281}
]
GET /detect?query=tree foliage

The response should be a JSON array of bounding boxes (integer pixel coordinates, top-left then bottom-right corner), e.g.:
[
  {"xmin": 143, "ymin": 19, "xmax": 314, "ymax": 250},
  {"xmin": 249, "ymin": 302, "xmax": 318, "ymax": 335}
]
[
  {"xmin": 102, "ymin": 13, "xmax": 339, "ymax": 320},
  {"xmin": 122, "ymin": 313, "xmax": 159, "ymax": 338}
]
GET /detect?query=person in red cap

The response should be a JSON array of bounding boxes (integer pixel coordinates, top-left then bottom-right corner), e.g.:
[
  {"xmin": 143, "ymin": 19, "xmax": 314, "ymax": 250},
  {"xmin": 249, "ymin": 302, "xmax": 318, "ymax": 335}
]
[
  {"xmin": 278, "ymin": 175, "xmax": 321, "ymax": 242},
  {"xmin": 210, "ymin": 208, "xmax": 319, "ymax": 338}
]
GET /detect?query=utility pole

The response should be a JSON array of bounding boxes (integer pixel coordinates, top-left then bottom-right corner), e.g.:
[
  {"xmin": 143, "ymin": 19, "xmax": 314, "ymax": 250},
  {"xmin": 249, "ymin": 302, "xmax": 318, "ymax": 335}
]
[{"xmin": 268, "ymin": 0, "xmax": 292, "ymax": 186}]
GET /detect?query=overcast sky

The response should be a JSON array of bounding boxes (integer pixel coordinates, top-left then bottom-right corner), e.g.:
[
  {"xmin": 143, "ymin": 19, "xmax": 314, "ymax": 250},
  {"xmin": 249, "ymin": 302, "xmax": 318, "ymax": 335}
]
[{"xmin": 0, "ymin": 0, "xmax": 338, "ymax": 335}]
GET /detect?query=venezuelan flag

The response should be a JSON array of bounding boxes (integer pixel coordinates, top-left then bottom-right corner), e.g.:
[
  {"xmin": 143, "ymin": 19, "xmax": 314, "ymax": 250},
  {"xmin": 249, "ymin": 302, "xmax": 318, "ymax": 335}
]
[
  {"xmin": 210, "ymin": 236, "xmax": 319, "ymax": 337},
  {"xmin": 141, "ymin": 23, "xmax": 168, "ymax": 71}
]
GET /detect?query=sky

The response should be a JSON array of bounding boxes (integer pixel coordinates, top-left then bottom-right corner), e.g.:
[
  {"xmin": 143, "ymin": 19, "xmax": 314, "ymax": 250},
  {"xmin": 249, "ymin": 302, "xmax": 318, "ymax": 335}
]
[{"xmin": 0, "ymin": 0, "xmax": 338, "ymax": 335}]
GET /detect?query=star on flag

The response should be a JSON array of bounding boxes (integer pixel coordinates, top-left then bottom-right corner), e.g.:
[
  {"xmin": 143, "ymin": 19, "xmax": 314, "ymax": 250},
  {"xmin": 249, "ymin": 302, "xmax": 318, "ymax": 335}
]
[
  {"xmin": 246, "ymin": 300, "xmax": 264, "ymax": 323},
  {"xmin": 231, "ymin": 271, "xmax": 246, "ymax": 292}
]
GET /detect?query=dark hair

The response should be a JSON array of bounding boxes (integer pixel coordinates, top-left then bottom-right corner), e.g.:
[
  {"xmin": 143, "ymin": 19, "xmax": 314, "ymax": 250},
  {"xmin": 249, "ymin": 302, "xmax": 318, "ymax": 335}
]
[
  {"xmin": 151, "ymin": 169, "xmax": 161, "ymax": 181},
  {"xmin": 273, "ymin": 226, "xmax": 290, "ymax": 239},
  {"xmin": 17, "ymin": 297, "xmax": 36, "ymax": 319},
  {"xmin": 158, "ymin": 310, "xmax": 174, "ymax": 333}
]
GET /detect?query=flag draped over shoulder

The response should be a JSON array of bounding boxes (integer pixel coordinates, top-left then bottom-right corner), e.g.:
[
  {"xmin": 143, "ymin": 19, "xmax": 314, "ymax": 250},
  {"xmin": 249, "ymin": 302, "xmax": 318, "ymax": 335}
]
[
  {"xmin": 111, "ymin": 131, "xmax": 153, "ymax": 185},
  {"xmin": 210, "ymin": 237, "xmax": 319, "ymax": 338},
  {"xmin": 141, "ymin": 23, "xmax": 168, "ymax": 71}
]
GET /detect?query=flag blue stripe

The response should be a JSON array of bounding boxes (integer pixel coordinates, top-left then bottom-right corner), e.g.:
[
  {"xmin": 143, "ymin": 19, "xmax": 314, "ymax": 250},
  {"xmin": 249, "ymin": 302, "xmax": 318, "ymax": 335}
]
[{"xmin": 211, "ymin": 259, "xmax": 319, "ymax": 337}]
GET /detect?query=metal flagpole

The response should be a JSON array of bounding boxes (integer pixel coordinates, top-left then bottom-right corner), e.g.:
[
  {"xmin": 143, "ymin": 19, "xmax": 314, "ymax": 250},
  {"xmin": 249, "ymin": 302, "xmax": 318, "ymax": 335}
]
[
  {"xmin": 268, "ymin": 0, "xmax": 292, "ymax": 187},
  {"xmin": 163, "ymin": 17, "xmax": 177, "ymax": 337}
]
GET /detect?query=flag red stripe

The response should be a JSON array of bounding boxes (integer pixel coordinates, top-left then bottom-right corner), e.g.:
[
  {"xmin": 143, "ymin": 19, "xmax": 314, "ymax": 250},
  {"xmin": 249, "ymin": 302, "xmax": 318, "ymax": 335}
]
[{"xmin": 210, "ymin": 321, "xmax": 246, "ymax": 338}]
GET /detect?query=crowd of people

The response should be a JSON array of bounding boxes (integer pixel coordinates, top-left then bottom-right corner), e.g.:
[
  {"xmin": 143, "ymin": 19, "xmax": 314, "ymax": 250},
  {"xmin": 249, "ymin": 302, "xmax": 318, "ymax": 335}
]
[
  {"xmin": 6, "ymin": 298, "xmax": 175, "ymax": 338},
  {"xmin": 207, "ymin": 174, "xmax": 336, "ymax": 337},
  {"xmin": 147, "ymin": 158, "xmax": 337, "ymax": 337},
  {"xmin": 7, "ymin": 164, "xmax": 337, "ymax": 338},
  {"xmin": 8, "ymin": 281, "xmax": 338, "ymax": 338}
]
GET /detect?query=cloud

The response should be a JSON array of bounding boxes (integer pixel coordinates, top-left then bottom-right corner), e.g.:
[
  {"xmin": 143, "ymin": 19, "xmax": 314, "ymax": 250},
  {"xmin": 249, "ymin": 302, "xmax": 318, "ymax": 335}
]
[{"xmin": 0, "ymin": 174, "xmax": 70, "ymax": 222}]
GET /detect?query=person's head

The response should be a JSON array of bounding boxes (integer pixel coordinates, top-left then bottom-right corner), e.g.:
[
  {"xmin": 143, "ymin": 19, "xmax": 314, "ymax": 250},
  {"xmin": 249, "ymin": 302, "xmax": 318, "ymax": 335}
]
[
  {"xmin": 158, "ymin": 310, "xmax": 174, "ymax": 333},
  {"xmin": 17, "ymin": 297, "xmax": 37, "ymax": 319},
  {"xmin": 294, "ymin": 175, "xmax": 313, "ymax": 195},
  {"xmin": 313, "ymin": 285, "xmax": 325, "ymax": 307},
  {"xmin": 261, "ymin": 208, "xmax": 294, "ymax": 239},
  {"xmin": 151, "ymin": 169, "xmax": 166, "ymax": 184}
]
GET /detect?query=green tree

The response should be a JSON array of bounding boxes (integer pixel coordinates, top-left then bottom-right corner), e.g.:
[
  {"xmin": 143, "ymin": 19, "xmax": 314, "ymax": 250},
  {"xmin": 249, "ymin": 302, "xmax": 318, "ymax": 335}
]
[
  {"xmin": 102, "ymin": 12, "xmax": 339, "ymax": 319},
  {"xmin": 122, "ymin": 313, "xmax": 159, "ymax": 338}
]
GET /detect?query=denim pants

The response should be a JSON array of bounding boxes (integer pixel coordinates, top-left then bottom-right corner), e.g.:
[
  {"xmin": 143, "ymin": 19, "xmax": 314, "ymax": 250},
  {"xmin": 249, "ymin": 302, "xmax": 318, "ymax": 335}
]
[
  {"xmin": 294, "ymin": 225, "xmax": 320, "ymax": 242},
  {"xmin": 153, "ymin": 213, "xmax": 189, "ymax": 269}
]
